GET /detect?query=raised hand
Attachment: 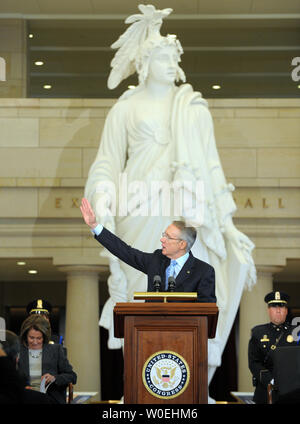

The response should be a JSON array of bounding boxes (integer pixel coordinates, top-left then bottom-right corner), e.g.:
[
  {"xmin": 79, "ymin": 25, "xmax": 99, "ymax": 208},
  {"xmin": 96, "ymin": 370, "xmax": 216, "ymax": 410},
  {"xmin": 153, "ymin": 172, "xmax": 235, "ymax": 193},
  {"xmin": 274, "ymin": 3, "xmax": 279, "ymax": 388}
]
[{"xmin": 80, "ymin": 198, "xmax": 98, "ymax": 229}]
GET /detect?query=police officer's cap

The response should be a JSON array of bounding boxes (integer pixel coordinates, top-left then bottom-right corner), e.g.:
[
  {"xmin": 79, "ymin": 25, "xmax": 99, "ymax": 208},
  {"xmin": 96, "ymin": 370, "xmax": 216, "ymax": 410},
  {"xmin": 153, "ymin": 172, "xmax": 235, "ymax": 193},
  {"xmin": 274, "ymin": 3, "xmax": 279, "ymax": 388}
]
[
  {"xmin": 26, "ymin": 299, "xmax": 52, "ymax": 315},
  {"xmin": 264, "ymin": 291, "xmax": 289, "ymax": 307}
]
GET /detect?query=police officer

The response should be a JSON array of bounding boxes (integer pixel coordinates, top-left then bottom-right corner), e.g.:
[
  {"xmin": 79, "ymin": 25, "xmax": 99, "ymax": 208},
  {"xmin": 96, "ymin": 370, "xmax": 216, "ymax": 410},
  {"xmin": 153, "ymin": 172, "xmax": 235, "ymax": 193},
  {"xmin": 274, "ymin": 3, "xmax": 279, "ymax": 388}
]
[
  {"xmin": 26, "ymin": 299, "xmax": 64, "ymax": 345},
  {"xmin": 248, "ymin": 291, "xmax": 297, "ymax": 404}
]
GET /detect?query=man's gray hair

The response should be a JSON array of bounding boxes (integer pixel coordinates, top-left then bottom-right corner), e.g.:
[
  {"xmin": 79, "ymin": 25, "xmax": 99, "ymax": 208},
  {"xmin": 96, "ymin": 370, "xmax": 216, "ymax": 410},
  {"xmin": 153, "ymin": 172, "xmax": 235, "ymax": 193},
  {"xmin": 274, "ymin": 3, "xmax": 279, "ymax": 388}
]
[{"xmin": 172, "ymin": 221, "xmax": 197, "ymax": 252}]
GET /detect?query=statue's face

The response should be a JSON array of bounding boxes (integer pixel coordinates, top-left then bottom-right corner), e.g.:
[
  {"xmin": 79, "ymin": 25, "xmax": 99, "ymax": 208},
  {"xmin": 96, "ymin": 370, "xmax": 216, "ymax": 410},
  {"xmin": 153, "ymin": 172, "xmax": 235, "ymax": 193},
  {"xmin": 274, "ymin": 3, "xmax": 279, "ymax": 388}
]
[{"xmin": 147, "ymin": 45, "xmax": 179, "ymax": 85}]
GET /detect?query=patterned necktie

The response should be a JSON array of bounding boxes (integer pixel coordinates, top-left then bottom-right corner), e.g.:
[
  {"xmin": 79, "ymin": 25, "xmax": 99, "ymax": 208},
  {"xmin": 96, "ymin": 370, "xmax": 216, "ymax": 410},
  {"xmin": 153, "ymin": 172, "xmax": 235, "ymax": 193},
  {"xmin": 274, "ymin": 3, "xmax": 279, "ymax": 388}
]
[{"xmin": 165, "ymin": 259, "xmax": 177, "ymax": 290}]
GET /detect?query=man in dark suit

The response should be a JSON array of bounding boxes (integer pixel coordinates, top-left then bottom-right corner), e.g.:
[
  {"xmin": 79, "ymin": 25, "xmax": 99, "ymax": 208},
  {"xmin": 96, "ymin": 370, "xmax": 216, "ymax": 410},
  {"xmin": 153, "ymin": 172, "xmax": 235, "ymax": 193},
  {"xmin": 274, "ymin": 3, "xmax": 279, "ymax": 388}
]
[{"xmin": 80, "ymin": 198, "xmax": 216, "ymax": 302}]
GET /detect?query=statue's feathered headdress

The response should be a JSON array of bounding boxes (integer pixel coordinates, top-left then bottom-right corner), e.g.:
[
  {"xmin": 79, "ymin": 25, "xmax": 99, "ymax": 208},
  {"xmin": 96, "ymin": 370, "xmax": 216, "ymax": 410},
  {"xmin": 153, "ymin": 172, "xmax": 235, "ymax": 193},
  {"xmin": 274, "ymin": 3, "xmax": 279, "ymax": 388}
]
[{"xmin": 107, "ymin": 4, "xmax": 173, "ymax": 89}]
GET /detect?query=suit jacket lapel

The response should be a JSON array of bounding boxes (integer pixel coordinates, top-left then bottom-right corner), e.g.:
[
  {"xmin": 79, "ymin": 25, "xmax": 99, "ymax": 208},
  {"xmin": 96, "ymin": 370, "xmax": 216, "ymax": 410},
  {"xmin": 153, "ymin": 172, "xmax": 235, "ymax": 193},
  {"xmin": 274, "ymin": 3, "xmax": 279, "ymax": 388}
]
[
  {"xmin": 175, "ymin": 252, "xmax": 195, "ymax": 290},
  {"xmin": 42, "ymin": 344, "xmax": 51, "ymax": 375},
  {"xmin": 20, "ymin": 344, "xmax": 30, "ymax": 380},
  {"xmin": 160, "ymin": 255, "xmax": 170, "ymax": 291}
]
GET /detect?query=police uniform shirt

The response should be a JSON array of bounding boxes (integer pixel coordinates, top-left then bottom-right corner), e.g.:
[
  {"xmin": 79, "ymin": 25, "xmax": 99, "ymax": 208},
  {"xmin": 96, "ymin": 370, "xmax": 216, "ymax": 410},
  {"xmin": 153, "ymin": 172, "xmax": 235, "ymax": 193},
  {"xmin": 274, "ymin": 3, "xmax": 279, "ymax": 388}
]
[{"xmin": 248, "ymin": 321, "xmax": 296, "ymax": 403}]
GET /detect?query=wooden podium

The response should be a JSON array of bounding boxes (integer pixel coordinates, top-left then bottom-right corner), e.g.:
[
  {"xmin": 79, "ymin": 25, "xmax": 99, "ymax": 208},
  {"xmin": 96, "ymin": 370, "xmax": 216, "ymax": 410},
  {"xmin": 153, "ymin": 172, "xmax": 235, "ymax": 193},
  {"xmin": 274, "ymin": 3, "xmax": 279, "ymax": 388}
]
[{"xmin": 113, "ymin": 297, "xmax": 218, "ymax": 404}]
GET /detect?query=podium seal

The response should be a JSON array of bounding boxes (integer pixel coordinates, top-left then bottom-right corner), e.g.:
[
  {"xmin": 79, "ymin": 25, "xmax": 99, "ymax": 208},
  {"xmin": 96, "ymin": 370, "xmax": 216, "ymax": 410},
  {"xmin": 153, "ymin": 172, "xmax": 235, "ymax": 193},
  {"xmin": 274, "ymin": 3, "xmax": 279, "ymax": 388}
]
[{"xmin": 142, "ymin": 350, "xmax": 190, "ymax": 399}]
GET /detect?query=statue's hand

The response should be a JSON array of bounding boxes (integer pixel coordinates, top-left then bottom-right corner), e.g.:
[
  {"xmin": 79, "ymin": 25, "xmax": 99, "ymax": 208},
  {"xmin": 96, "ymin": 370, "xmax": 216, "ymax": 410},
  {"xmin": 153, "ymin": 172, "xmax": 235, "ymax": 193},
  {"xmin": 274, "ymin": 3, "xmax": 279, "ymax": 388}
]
[{"xmin": 223, "ymin": 221, "xmax": 254, "ymax": 252}]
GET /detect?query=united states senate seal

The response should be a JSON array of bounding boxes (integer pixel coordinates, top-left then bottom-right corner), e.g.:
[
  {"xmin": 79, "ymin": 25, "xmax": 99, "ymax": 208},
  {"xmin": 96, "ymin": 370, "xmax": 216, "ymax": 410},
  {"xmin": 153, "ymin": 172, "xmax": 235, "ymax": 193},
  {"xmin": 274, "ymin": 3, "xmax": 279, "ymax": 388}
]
[{"xmin": 142, "ymin": 350, "xmax": 190, "ymax": 399}]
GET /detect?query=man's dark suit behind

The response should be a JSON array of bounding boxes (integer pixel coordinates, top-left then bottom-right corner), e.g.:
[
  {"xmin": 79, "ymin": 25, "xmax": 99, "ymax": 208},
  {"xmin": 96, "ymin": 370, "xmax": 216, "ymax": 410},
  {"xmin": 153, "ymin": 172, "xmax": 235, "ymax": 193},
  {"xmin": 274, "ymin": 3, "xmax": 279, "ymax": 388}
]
[{"xmin": 95, "ymin": 227, "xmax": 216, "ymax": 302}]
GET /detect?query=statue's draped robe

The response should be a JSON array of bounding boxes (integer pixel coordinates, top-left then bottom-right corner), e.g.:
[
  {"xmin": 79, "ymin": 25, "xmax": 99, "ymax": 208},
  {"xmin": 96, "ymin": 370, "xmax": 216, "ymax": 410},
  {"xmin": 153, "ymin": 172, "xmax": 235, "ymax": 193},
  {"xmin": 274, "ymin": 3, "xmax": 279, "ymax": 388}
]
[{"xmin": 85, "ymin": 83, "xmax": 255, "ymax": 383}]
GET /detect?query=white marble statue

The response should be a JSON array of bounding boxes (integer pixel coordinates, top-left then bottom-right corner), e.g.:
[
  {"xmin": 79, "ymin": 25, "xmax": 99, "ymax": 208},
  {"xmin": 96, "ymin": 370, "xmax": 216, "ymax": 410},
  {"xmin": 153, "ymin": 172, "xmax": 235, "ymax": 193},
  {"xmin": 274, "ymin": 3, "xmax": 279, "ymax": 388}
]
[{"xmin": 84, "ymin": 4, "xmax": 256, "ymax": 394}]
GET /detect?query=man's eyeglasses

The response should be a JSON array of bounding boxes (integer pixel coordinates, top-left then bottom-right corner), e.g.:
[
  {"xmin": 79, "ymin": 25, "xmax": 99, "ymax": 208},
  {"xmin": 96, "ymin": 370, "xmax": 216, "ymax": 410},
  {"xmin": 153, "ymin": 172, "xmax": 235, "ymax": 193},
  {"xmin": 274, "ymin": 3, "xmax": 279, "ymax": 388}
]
[{"xmin": 161, "ymin": 232, "xmax": 182, "ymax": 241}]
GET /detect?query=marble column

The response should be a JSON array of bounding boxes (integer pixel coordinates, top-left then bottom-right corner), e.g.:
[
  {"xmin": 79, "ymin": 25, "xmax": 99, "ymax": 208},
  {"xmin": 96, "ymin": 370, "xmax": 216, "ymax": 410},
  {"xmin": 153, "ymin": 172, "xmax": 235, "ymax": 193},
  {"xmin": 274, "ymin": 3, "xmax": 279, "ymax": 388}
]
[
  {"xmin": 238, "ymin": 266, "xmax": 283, "ymax": 392},
  {"xmin": 58, "ymin": 265, "xmax": 106, "ymax": 400}
]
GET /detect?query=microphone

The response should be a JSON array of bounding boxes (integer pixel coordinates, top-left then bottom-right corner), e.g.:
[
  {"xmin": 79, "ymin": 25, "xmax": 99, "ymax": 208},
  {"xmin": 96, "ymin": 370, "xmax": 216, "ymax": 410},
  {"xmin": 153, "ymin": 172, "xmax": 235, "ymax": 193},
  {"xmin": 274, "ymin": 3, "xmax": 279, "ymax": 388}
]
[
  {"xmin": 153, "ymin": 275, "xmax": 162, "ymax": 292},
  {"xmin": 168, "ymin": 276, "xmax": 176, "ymax": 292}
]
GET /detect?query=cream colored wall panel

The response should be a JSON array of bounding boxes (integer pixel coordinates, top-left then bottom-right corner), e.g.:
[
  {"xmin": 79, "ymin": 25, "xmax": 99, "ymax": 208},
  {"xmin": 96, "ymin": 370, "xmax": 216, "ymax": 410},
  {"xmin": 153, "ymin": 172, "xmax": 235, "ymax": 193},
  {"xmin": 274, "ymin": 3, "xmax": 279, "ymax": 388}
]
[
  {"xmin": 0, "ymin": 80, "xmax": 23, "ymax": 98},
  {"xmin": 38, "ymin": 188, "xmax": 84, "ymax": 218},
  {"xmin": 18, "ymin": 108, "xmax": 56, "ymax": 118},
  {"xmin": 17, "ymin": 178, "xmax": 61, "ymax": 187},
  {"xmin": 60, "ymin": 178, "xmax": 86, "ymax": 187},
  {"xmin": 214, "ymin": 118, "xmax": 300, "ymax": 147},
  {"xmin": 37, "ymin": 0, "xmax": 93, "ymax": 14},
  {"xmin": 53, "ymin": 250, "xmax": 109, "ymax": 266},
  {"xmin": 213, "ymin": 99, "xmax": 257, "ymax": 108},
  {"xmin": 2, "ymin": 234, "xmax": 83, "ymax": 248},
  {"xmin": 197, "ymin": 0, "xmax": 253, "ymax": 13},
  {"xmin": 0, "ymin": 187, "xmax": 37, "ymax": 217},
  {"xmin": 0, "ymin": 148, "xmax": 82, "ymax": 178},
  {"xmin": 0, "ymin": 23, "xmax": 22, "ymax": 52},
  {"xmin": 0, "ymin": 178, "xmax": 16, "ymax": 187},
  {"xmin": 251, "ymin": 0, "xmax": 300, "ymax": 13},
  {"xmin": 256, "ymin": 99, "xmax": 300, "ymax": 108},
  {"xmin": 233, "ymin": 187, "xmax": 300, "ymax": 218},
  {"xmin": 0, "ymin": 108, "xmax": 18, "ymax": 117},
  {"xmin": 0, "ymin": 2, "xmax": 41, "ymax": 14},
  {"xmin": 253, "ymin": 236, "xmax": 300, "ymax": 249},
  {"xmin": 39, "ymin": 118, "xmax": 104, "ymax": 147},
  {"xmin": 0, "ymin": 20, "xmax": 26, "ymax": 99},
  {"xmin": 219, "ymin": 148, "xmax": 256, "ymax": 178},
  {"xmin": 82, "ymin": 233, "xmax": 100, "ymax": 248},
  {"xmin": 211, "ymin": 109, "xmax": 235, "ymax": 118},
  {"xmin": 39, "ymin": 99, "xmax": 84, "ymax": 107},
  {"xmin": 234, "ymin": 109, "xmax": 279, "ymax": 118},
  {"xmin": 0, "ymin": 247, "xmax": 97, "ymax": 260},
  {"xmin": 280, "ymin": 178, "xmax": 300, "ymax": 187},
  {"xmin": 83, "ymin": 148, "xmax": 98, "ymax": 178},
  {"xmin": 0, "ymin": 99, "xmax": 39, "ymax": 107},
  {"xmin": 37, "ymin": 108, "xmax": 63, "ymax": 118},
  {"xmin": 9, "ymin": 52, "xmax": 25, "ymax": 80},
  {"xmin": 61, "ymin": 108, "xmax": 106, "ymax": 119},
  {"xmin": 91, "ymin": 1, "xmax": 198, "ymax": 14},
  {"xmin": 0, "ymin": 118, "xmax": 38, "ymax": 147},
  {"xmin": 257, "ymin": 149, "xmax": 300, "ymax": 178},
  {"xmin": 255, "ymin": 248, "xmax": 300, "ymax": 267},
  {"xmin": 1, "ymin": 177, "xmax": 61, "ymax": 187},
  {"xmin": 82, "ymin": 99, "xmax": 115, "ymax": 108},
  {"xmin": 279, "ymin": 109, "xmax": 300, "ymax": 118},
  {"xmin": 234, "ymin": 178, "xmax": 279, "ymax": 187}
]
